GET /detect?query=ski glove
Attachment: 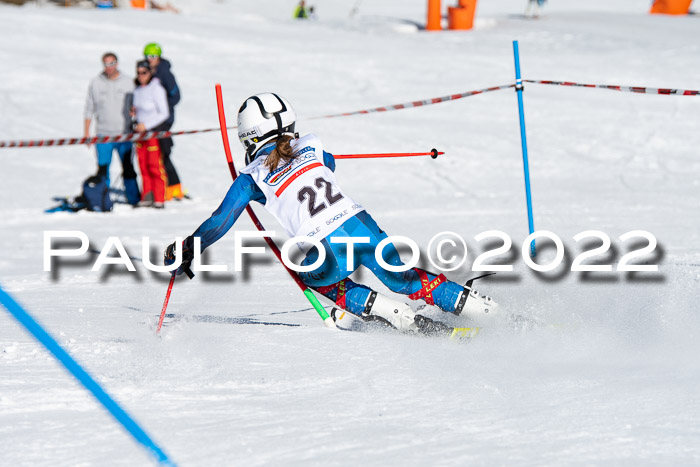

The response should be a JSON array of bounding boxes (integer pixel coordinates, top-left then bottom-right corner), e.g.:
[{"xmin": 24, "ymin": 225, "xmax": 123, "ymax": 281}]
[{"xmin": 164, "ymin": 235, "xmax": 195, "ymax": 279}]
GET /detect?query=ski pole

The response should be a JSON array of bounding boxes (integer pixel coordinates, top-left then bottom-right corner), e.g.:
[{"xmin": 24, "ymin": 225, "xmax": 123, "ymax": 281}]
[
  {"xmin": 215, "ymin": 84, "xmax": 336, "ymax": 329},
  {"xmin": 156, "ymin": 273, "xmax": 176, "ymax": 334},
  {"xmin": 334, "ymin": 149, "xmax": 442, "ymax": 160}
]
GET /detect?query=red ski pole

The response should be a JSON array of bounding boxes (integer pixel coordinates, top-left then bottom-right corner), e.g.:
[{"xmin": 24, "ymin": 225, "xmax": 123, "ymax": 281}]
[
  {"xmin": 156, "ymin": 273, "xmax": 175, "ymax": 334},
  {"xmin": 334, "ymin": 149, "xmax": 443, "ymax": 159},
  {"xmin": 215, "ymin": 84, "xmax": 336, "ymax": 329}
]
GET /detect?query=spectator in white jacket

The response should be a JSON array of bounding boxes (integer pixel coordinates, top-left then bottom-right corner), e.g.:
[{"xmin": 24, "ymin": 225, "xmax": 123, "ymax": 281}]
[{"xmin": 132, "ymin": 59, "xmax": 170, "ymax": 208}]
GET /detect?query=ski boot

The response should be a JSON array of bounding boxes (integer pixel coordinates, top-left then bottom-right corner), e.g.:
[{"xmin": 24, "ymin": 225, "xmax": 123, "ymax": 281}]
[
  {"xmin": 138, "ymin": 192, "xmax": 154, "ymax": 208},
  {"xmin": 454, "ymin": 285, "xmax": 499, "ymax": 320},
  {"xmin": 166, "ymin": 184, "xmax": 186, "ymax": 201},
  {"xmin": 362, "ymin": 293, "xmax": 418, "ymax": 332},
  {"xmin": 361, "ymin": 293, "xmax": 461, "ymax": 337}
]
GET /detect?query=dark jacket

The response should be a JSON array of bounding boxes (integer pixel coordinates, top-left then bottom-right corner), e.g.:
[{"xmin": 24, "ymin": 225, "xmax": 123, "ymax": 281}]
[{"xmin": 152, "ymin": 58, "xmax": 180, "ymax": 126}]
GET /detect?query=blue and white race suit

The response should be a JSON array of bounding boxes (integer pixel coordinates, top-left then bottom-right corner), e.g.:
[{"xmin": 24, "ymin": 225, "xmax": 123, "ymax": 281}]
[{"xmin": 187, "ymin": 134, "xmax": 463, "ymax": 315}]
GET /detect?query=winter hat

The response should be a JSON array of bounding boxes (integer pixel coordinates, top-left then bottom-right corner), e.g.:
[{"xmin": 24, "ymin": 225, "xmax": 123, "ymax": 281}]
[
  {"xmin": 144, "ymin": 43, "xmax": 162, "ymax": 57},
  {"xmin": 136, "ymin": 59, "xmax": 151, "ymax": 70}
]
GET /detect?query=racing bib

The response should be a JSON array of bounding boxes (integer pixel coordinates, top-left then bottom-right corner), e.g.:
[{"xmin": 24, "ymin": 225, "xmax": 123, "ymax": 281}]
[{"xmin": 241, "ymin": 134, "xmax": 364, "ymax": 251}]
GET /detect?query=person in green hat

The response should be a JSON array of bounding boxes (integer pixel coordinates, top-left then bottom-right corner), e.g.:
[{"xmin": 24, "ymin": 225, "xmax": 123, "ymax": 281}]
[{"xmin": 143, "ymin": 42, "xmax": 185, "ymax": 200}]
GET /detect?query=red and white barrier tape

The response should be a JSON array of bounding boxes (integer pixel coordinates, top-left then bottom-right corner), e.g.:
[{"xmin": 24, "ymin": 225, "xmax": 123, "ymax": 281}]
[
  {"xmin": 313, "ymin": 83, "xmax": 515, "ymax": 119},
  {"xmin": 525, "ymin": 79, "xmax": 700, "ymax": 96},
  {"xmin": 2, "ymin": 79, "xmax": 697, "ymax": 149},
  {"xmin": 0, "ymin": 84, "xmax": 514, "ymax": 149},
  {"xmin": 0, "ymin": 127, "xmax": 229, "ymax": 149}
]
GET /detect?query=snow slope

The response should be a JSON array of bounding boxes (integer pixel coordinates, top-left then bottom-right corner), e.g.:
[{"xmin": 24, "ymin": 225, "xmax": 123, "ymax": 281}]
[{"xmin": 1, "ymin": 1, "xmax": 699, "ymax": 465}]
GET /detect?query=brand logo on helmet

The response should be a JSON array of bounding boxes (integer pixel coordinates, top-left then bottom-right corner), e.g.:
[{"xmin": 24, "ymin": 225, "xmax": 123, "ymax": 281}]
[{"xmin": 238, "ymin": 128, "xmax": 261, "ymax": 141}]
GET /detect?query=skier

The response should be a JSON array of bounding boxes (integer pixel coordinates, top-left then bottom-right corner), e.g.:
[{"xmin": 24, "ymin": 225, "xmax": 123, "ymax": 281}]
[{"xmin": 164, "ymin": 93, "xmax": 498, "ymax": 332}]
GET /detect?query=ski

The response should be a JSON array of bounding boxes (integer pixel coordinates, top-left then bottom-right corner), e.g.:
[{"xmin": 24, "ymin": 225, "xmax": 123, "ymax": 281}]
[
  {"xmin": 414, "ymin": 314, "xmax": 481, "ymax": 341},
  {"xmin": 330, "ymin": 307, "xmax": 481, "ymax": 342},
  {"xmin": 155, "ymin": 307, "xmax": 482, "ymax": 341},
  {"xmin": 45, "ymin": 196, "xmax": 85, "ymax": 213}
]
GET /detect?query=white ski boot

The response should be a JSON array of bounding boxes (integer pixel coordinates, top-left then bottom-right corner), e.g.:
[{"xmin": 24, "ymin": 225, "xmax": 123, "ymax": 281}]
[
  {"xmin": 363, "ymin": 293, "xmax": 418, "ymax": 332},
  {"xmin": 454, "ymin": 286, "xmax": 499, "ymax": 320}
]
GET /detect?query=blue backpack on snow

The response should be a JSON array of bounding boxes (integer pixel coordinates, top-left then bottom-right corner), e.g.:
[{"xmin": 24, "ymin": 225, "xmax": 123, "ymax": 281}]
[{"xmin": 81, "ymin": 175, "xmax": 113, "ymax": 212}]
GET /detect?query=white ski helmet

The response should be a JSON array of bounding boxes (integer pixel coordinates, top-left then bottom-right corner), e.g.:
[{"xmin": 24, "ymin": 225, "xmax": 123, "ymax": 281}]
[{"xmin": 237, "ymin": 92, "xmax": 297, "ymax": 165}]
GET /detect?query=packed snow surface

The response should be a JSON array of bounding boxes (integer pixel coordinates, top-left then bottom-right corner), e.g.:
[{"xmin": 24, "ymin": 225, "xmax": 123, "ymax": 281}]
[{"xmin": 1, "ymin": 0, "xmax": 699, "ymax": 465}]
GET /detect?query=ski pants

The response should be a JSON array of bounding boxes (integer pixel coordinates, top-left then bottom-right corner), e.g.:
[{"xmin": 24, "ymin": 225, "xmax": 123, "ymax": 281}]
[
  {"xmin": 152, "ymin": 122, "xmax": 180, "ymax": 187},
  {"xmin": 298, "ymin": 211, "xmax": 464, "ymax": 316},
  {"xmin": 95, "ymin": 140, "xmax": 140, "ymax": 206},
  {"xmin": 96, "ymin": 140, "xmax": 133, "ymax": 185},
  {"xmin": 136, "ymin": 138, "xmax": 167, "ymax": 203}
]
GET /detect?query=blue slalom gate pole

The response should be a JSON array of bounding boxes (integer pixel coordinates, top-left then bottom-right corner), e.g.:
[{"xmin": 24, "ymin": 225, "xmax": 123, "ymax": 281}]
[
  {"xmin": 0, "ymin": 285, "xmax": 175, "ymax": 466},
  {"xmin": 512, "ymin": 40, "xmax": 536, "ymax": 257}
]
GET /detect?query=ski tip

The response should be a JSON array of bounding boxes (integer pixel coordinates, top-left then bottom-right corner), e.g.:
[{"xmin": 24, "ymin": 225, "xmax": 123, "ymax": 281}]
[{"xmin": 450, "ymin": 327, "xmax": 481, "ymax": 340}]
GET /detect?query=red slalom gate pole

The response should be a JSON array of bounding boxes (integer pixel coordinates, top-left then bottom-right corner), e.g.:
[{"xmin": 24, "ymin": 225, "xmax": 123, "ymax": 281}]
[
  {"xmin": 156, "ymin": 273, "xmax": 176, "ymax": 334},
  {"xmin": 334, "ymin": 149, "xmax": 443, "ymax": 160},
  {"xmin": 215, "ymin": 84, "xmax": 336, "ymax": 329}
]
